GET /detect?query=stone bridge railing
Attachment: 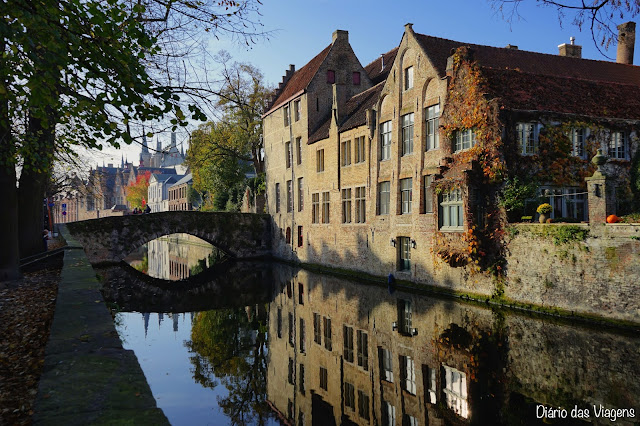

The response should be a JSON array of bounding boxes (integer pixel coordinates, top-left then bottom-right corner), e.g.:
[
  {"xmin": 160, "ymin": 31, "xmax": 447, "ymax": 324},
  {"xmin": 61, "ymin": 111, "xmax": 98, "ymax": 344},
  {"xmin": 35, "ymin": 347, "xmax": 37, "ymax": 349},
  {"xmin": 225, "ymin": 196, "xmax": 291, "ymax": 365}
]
[{"xmin": 65, "ymin": 211, "xmax": 272, "ymax": 265}]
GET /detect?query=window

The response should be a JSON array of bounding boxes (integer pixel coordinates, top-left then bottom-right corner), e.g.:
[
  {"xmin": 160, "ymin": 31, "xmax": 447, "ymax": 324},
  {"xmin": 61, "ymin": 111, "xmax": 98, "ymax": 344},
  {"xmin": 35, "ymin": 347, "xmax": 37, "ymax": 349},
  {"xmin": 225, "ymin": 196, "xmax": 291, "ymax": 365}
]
[
  {"xmin": 299, "ymin": 411, "xmax": 305, "ymax": 426},
  {"xmin": 343, "ymin": 326, "xmax": 354, "ymax": 363},
  {"xmin": 294, "ymin": 100, "xmax": 301, "ymax": 122},
  {"xmin": 380, "ymin": 120, "xmax": 392, "ymax": 161},
  {"xmin": 439, "ymin": 188, "xmax": 464, "ymax": 231},
  {"xmin": 344, "ymin": 382, "xmax": 355, "ymax": 411},
  {"xmin": 402, "ymin": 355, "xmax": 416, "ymax": 395},
  {"xmin": 288, "ymin": 313, "xmax": 294, "ymax": 346},
  {"xmin": 355, "ymin": 186, "xmax": 366, "ymax": 223},
  {"xmin": 398, "ymin": 237, "xmax": 411, "ymax": 271},
  {"xmin": 288, "ymin": 358, "xmax": 294, "ymax": 384},
  {"xmin": 277, "ymin": 308, "xmax": 282, "ymax": 338},
  {"xmin": 342, "ymin": 188, "xmax": 352, "ymax": 223},
  {"xmin": 443, "ymin": 365, "xmax": 468, "ymax": 418},
  {"xmin": 284, "ymin": 105, "xmax": 290, "ymax": 127},
  {"xmin": 322, "ymin": 191, "xmax": 330, "ymax": 223},
  {"xmin": 379, "ymin": 181, "xmax": 391, "ymax": 215},
  {"xmin": 426, "ymin": 366, "xmax": 437, "ymax": 404},
  {"xmin": 383, "ymin": 402, "xmax": 396, "ymax": 426},
  {"xmin": 341, "ymin": 139, "xmax": 352, "ymax": 166},
  {"xmin": 400, "ymin": 178, "xmax": 412, "ymax": 214},
  {"xmin": 609, "ymin": 131, "xmax": 628, "ymax": 159},
  {"xmin": 426, "ymin": 104, "xmax": 440, "ymax": 150},
  {"xmin": 398, "ymin": 299, "xmax": 412, "ymax": 334},
  {"xmin": 319, "ymin": 366, "xmax": 328, "ymax": 391},
  {"xmin": 298, "ymin": 283, "xmax": 304, "ymax": 305},
  {"xmin": 543, "ymin": 187, "xmax": 587, "ymax": 221},
  {"xmin": 356, "ymin": 330, "xmax": 368, "ymax": 370},
  {"xmin": 379, "ymin": 347, "xmax": 393, "ymax": 382},
  {"xmin": 404, "ymin": 66, "xmax": 413, "ymax": 90},
  {"xmin": 358, "ymin": 390, "xmax": 370, "ymax": 420},
  {"xmin": 299, "ymin": 364, "xmax": 305, "ymax": 394},
  {"xmin": 352, "ymin": 71, "xmax": 361, "ymax": 85},
  {"xmin": 323, "ymin": 316, "xmax": 332, "ymax": 351},
  {"xmin": 275, "ymin": 183, "xmax": 280, "ymax": 213},
  {"xmin": 285, "ymin": 141, "xmax": 292, "ymax": 168},
  {"xmin": 327, "ymin": 70, "xmax": 335, "ymax": 84},
  {"xmin": 312, "ymin": 193, "xmax": 320, "ymax": 224},
  {"xmin": 454, "ymin": 129, "xmax": 477, "ymax": 152},
  {"xmin": 298, "ymin": 225, "xmax": 303, "ymax": 247},
  {"xmin": 423, "ymin": 175, "xmax": 433, "ymax": 213},
  {"xmin": 286, "ymin": 180, "xmax": 293, "ymax": 212},
  {"xmin": 296, "ymin": 137, "xmax": 302, "ymax": 165},
  {"xmin": 571, "ymin": 128, "xmax": 586, "ymax": 158},
  {"xmin": 313, "ymin": 313, "xmax": 321, "ymax": 344},
  {"xmin": 516, "ymin": 122, "xmax": 539, "ymax": 155},
  {"xmin": 316, "ymin": 149, "xmax": 325, "ymax": 172},
  {"xmin": 298, "ymin": 177, "xmax": 304, "ymax": 211},
  {"xmin": 299, "ymin": 318, "xmax": 306, "ymax": 353},
  {"xmin": 355, "ymin": 136, "xmax": 365, "ymax": 163},
  {"xmin": 401, "ymin": 113, "xmax": 414, "ymax": 155},
  {"xmin": 288, "ymin": 399, "xmax": 293, "ymax": 420},
  {"xmin": 403, "ymin": 415, "xmax": 418, "ymax": 426}
]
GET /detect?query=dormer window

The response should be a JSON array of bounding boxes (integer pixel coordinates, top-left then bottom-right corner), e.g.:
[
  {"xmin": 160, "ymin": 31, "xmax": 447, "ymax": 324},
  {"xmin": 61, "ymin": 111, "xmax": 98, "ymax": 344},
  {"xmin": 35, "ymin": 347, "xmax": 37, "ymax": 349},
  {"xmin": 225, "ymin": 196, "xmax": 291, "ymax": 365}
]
[
  {"xmin": 352, "ymin": 72, "xmax": 361, "ymax": 85},
  {"xmin": 516, "ymin": 122, "xmax": 539, "ymax": 155},
  {"xmin": 327, "ymin": 70, "xmax": 335, "ymax": 84}
]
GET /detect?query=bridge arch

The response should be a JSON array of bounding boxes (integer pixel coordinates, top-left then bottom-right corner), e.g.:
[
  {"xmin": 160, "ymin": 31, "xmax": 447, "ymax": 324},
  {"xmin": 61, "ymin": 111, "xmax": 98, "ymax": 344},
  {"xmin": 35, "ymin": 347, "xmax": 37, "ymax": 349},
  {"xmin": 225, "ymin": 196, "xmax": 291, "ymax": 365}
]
[{"xmin": 66, "ymin": 211, "xmax": 272, "ymax": 266}]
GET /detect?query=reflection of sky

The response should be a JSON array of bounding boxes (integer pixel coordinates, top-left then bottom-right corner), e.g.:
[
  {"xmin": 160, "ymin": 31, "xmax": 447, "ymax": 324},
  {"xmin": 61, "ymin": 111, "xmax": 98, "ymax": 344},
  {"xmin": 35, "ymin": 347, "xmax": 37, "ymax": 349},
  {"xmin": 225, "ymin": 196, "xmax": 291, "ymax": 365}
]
[{"xmin": 116, "ymin": 312, "xmax": 231, "ymax": 425}]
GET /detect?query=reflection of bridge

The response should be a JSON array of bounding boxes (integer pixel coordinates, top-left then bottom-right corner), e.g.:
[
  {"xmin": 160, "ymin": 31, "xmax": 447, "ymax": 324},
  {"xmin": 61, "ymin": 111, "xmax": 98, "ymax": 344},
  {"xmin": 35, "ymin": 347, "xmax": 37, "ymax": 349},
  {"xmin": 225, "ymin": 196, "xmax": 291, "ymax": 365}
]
[{"xmin": 65, "ymin": 212, "xmax": 272, "ymax": 265}]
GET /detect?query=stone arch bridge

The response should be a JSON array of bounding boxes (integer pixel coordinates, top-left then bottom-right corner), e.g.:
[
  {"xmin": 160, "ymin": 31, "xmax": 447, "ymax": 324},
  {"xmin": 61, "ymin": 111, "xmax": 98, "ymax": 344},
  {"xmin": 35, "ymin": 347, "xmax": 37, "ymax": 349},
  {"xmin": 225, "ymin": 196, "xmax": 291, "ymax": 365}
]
[{"xmin": 65, "ymin": 211, "xmax": 272, "ymax": 265}]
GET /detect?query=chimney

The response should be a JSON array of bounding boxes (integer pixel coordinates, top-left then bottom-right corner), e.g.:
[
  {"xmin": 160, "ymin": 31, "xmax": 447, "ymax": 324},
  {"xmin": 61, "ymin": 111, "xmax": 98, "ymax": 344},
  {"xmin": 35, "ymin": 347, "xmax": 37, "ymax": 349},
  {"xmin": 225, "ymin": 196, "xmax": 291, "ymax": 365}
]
[
  {"xmin": 380, "ymin": 54, "xmax": 385, "ymax": 72},
  {"xmin": 616, "ymin": 21, "xmax": 636, "ymax": 64},
  {"xmin": 332, "ymin": 29, "xmax": 348, "ymax": 44},
  {"xmin": 505, "ymin": 44, "xmax": 518, "ymax": 50},
  {"xmin": 558, "ymin": 37, "xmax": 582, "ymax": 58}
]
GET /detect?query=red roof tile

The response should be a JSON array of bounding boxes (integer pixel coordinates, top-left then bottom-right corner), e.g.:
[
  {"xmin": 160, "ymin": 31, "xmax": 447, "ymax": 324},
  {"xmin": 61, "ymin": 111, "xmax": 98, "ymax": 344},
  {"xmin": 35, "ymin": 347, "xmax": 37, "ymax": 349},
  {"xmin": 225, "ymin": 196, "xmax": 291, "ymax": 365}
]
[
  {"xmin": 364, "ymin": 47, "xmax": 399, "ymax": 85},
  {"xmin": 265, "ymin": 45, "xmax": 332, "ymax": 116},
  {"xmin": 484, "ymin": 68, "xmax": 640, "ymax": 120},
  {"xmin": 414, "ymin": 33, "xmax": 640, "ymax": 86}
]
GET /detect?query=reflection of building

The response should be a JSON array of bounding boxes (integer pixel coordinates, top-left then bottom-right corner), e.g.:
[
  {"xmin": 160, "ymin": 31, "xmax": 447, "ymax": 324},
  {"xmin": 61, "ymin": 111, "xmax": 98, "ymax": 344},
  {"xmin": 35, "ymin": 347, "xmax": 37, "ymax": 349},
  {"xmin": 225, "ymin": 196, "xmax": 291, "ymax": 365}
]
[
  {"xmin": 266, "ymin": 268, "xmax": 640, "ymax": 425},
  {"xmin": 144, "ymin": 234, "xmax": 215, "ymax": 281}
]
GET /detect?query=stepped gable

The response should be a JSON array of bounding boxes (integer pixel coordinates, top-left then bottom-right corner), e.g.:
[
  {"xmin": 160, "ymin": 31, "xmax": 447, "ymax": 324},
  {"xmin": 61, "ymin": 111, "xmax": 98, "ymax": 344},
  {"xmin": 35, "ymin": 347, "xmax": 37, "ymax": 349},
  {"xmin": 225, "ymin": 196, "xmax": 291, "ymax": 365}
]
[
  {"xmin": 264, "ymin": 44, "xmax": 332, "ymax": 116},
  {"xmin": 414, "ymin": 33, "xmax": 640, "ymax": 85},
  {"xmin": 364, "ymin": 47, "xmax": 399, "ymax": 85}
]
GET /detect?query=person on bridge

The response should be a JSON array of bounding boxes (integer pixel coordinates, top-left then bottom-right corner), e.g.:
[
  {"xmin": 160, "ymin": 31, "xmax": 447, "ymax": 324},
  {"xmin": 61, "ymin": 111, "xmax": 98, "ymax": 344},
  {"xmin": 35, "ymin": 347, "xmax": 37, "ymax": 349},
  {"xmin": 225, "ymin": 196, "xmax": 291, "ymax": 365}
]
[{"xmin": 144, "ymin": 205, "xmax": 151, "ymax": 214}]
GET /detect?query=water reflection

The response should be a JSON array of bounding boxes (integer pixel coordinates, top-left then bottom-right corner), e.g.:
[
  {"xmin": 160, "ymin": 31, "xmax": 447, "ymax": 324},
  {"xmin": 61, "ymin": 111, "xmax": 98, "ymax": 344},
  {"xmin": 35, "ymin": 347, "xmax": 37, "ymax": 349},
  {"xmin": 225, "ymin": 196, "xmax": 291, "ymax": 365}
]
[
  {"xmin": 123, "ymin": 233, "xmax": 223, "ymax": 280},
  {"xmin": 104, "ymin": 263, "xmax": 640, "ymax": 426}
]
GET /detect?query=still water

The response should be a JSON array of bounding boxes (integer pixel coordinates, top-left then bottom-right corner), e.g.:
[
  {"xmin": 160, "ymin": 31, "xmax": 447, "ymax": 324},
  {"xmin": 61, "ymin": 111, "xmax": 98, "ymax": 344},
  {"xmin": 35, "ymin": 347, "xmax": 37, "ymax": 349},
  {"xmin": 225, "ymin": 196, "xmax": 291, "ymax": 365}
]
[{"xmin": 103, "ymin": 235, "xmax": 640, "ymax": 426}]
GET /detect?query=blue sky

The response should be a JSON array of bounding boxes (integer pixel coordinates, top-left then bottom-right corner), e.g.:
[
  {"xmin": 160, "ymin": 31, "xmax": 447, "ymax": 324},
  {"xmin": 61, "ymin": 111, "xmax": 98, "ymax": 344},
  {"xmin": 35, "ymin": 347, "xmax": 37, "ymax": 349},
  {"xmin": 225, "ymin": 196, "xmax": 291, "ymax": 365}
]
[{"xmin": 96, "ymin": 0, "xmax": 635, "ymax": 167}]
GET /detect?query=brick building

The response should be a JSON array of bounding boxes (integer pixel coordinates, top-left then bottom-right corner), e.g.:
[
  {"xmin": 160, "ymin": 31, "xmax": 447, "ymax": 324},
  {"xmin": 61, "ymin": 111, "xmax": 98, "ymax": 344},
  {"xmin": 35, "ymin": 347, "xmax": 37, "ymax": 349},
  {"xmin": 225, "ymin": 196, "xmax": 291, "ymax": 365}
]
[{"xmin": 263, "ymin": 24, "xmax": 640, "ymax": 290}]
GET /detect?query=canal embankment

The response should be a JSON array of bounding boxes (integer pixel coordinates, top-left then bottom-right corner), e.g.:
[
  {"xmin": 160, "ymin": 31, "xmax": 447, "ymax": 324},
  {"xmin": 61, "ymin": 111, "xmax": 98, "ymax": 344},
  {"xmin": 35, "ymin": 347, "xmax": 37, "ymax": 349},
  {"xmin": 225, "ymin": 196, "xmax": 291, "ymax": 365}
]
[{"xmin": 32, "ymin": 225, "xmax": 168, "ymax": 425}]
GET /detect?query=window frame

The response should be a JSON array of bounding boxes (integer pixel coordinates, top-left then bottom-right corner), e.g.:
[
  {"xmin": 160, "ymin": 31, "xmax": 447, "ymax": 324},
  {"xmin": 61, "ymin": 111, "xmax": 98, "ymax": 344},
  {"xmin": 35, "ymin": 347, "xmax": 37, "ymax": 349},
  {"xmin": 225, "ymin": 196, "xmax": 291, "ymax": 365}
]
[
  {"xmin": 516, "ymin": 122, "xmax": 539, "ymax": 155},
  {"xmin": 297, "ymin": 177, "xmax": 304, "ymax": 212},
  {"xmin": 379, "ymin": 347, "xmax": 394, "ymax": 382},
  {"xmin": 423, "ymin": 175, "xmax": 433, "ymax": 214},
  {"xmin": 327, "ymin": 70, "xmax": 335, "ymax": 84},
  {"xmin": 439, "ymin": 188, "xmax": 464, "ymax": 231},
  {"xmin": 400, "ymin": 178, "xmax": 412, "ymax": 214},
  {"xmin": 401, "ymin": 112, "xmax": 414, "ymax": 156},
  {"xmin": 379, "ymin": 181, "xmax": 391, "ymax": 215},
  {"xmin": 275, "ymin": 183, "xmax": 280, "ymax": 213},
  {"xmin": 286, "ymin": 180, "xmax": 293, "ymax": 213},
  {"xmin": 283, "ymin": 105, "xmax": 290, "ymax": 127},
  {"xmin": 296, "ymin": 137, "xmax": 302, "ymax": 165},
  {"xmin": 454, "ymin": 129, "xmax": 477, "ymax": 152},
  {"xmin": 343, "ymin": 325, "xmax": 354, "ymax": 363},
  {"xmin": 294, "ymin": 100, "xmax": 301, "ymax": 122},
  {"xmin": 321, "ymin": 191, "xmax": 330, "ymax": 224},
  {"xmin": 402, "ymin": 355, "xmax": 417, "ymax": 395},
  {"xmin": 608, "ymin": 131, "xmax": 628, "ymax": 160},
  {"xmin": 570, "ymin": 128, "xmax": 587, "ymax": 158},
  {"xmin": 398, "ymin": 238, "xmax": 411, "ymax": 271},
  {"xmin": 380, "ymin": 120, "xmax": 392, "ymax": 161},
  {"xmin": 356, "ymin": 329, "xmax": 369, "ymax": 371},
  {"xmin": 341, "ymin": 139, "xmax": 352, "ymax": 166},
  {"xmin": 311, "ymin": 193, "xmax": 320, "ymax": 224},
  {"xmin": 355, "ymin": 136, "xmax": 365, "ymax": 163},
  {"xmin": 341, "ymin": 188, "xmax": 352, "ymax": 224},
  {"xmin": 404, "ymin": 66, "xmax": 414, "ymax": 90},
  {"xmin": 316, "ymin": 149, "xmax": 325, "ymax": 172},
  {"xmin": 352, "ymin": 71, "xmax": 361, "ymax": 85},
  {"xmin": 425, "ymin": 104, "xmax": 440, "ymax": 150},
  {"xmin": 355, "ymin": 186, "xmax": 366, "ymax": 223}
]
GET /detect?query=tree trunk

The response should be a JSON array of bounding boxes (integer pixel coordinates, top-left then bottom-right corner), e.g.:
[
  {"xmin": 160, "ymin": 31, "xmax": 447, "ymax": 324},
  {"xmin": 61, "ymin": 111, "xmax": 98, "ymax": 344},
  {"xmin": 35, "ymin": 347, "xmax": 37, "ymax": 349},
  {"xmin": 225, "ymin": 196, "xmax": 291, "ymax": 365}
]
[
  {"xmin": 18, "ymin": 167, "xmax": 49, "ymax": 258},
  {"xmin": 0, "ymin": 37, "xmax": 21, "ymax": 280}
]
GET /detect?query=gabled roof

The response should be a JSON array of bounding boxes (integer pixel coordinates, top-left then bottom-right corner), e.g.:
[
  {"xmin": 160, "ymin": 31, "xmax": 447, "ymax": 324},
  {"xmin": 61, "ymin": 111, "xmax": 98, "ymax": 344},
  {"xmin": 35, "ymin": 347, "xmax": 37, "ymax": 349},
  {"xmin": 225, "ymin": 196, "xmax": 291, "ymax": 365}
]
[
  {"xmin": 149, "ymin": 173, "xmax": 181, "ymax": 184},
  {"xmin": 414, "ymin": 33, "xmax": 640, "ymax": 85},
  {"xmin": 364, "ymin": 47, "xmax": 399, "ymax": 85},
  {"xmin": 265, "ymin": 45, "xmax": 332, "ymax": 116},
  {"xmin": 171, "ymin": 173, "xmax": 193, "ymax": 187},
  {"xmin": 308, "ymin": 82, "xmax": 385, "ymax": 144}
]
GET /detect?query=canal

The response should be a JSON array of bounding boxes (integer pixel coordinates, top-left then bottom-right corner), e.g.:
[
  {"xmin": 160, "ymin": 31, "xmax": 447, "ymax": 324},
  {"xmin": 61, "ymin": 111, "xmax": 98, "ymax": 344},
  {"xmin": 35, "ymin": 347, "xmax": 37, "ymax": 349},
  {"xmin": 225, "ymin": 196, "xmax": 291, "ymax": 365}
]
[{"xmin": 99, "ymin": 234, "xmax": 640, "ymax": 425}]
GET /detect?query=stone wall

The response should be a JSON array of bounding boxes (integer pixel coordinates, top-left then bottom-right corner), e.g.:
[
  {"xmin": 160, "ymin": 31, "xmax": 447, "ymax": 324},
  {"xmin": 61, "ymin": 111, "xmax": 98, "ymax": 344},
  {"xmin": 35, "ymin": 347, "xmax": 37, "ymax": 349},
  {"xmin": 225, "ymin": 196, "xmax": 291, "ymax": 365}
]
[{"xmin": 504, "ymin": 223, "xmax": 640, "ymax": 324}]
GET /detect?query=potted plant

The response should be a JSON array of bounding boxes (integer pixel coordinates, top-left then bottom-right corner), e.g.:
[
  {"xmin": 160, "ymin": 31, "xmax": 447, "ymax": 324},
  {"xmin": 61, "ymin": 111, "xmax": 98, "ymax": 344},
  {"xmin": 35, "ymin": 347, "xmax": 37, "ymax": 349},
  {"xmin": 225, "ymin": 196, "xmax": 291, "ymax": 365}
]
[{"xmin": 537, "ymin": 203, "xmax": 552, "ymax": 223}]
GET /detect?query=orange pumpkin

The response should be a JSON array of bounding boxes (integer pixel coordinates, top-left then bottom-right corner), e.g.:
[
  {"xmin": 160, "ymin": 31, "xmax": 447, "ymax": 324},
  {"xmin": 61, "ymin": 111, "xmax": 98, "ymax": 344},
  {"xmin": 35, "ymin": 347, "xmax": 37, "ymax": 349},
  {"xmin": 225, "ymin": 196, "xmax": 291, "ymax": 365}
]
[{"xmin": 607, "ymin": 215, "xmax": 621, "ymax": 223}]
